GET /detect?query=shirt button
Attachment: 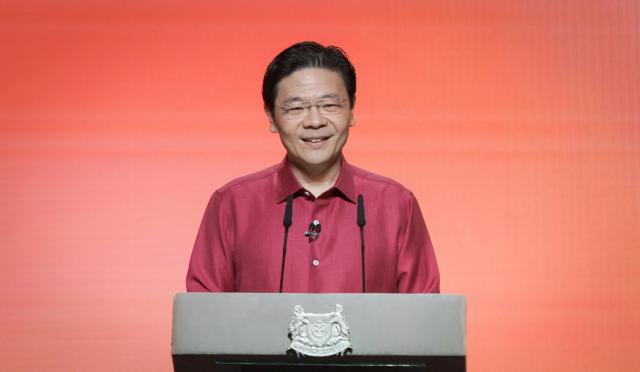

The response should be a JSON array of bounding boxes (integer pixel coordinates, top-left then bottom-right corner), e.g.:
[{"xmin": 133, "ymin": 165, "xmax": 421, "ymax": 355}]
[
  {"xmin": 304, "ymin": 191, "xmax": 310, "ymax": 196},
  {"xmin": 312, "ymin": 259, "xmax": 320, "ymax": 266}
]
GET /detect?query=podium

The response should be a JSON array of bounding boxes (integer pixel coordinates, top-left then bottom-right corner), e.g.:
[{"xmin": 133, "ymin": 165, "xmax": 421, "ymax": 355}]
[{"xmin": 172, "ymin": 293, "xmax": 466, "ymax": 372}]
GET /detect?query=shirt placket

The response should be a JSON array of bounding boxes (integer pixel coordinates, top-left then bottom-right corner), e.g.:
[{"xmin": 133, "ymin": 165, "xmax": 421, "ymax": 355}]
[{"xmin": 306, "ymin": 193, "xmax": 329, "ymax": 274}]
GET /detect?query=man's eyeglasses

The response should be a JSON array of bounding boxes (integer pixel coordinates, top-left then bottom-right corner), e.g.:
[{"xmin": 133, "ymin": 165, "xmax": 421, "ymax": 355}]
[{"xmin": 277, "ymin": 98, "xmax": 347, "ymax": 119}]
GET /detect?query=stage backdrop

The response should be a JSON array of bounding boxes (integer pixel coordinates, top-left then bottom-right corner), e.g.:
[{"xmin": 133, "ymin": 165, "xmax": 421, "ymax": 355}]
[{"xmin": 1, "ymin": 1, "xmax": 638, "ymax": 371}]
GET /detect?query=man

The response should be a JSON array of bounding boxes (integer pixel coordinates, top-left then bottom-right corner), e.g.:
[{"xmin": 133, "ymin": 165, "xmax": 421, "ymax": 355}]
[{"xmin": 187, "ymin": 41, "xmax": 439, "ymax": 293}]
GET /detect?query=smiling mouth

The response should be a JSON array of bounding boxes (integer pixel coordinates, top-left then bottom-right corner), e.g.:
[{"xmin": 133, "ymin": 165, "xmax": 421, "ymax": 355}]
[{"xmin": 302, "ymin": 136, "xmax": 331, "ymax": 143}]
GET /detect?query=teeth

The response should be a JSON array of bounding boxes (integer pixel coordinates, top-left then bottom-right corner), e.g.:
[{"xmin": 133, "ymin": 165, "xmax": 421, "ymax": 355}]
[{"xmin": 304, "ymin": 138, "xmax": 325, "ymax": 143}]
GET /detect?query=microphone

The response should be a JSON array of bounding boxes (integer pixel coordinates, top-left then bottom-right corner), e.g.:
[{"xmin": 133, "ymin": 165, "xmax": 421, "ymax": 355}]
[
  {"xmin": 279, "ymin": 195, "xmax": 293, "ymax": 293},
  {"xmin": 357, "ymin": 194, "xmax": 366, "ymax": 293},
  {"xmin": 304, "ymin": 219, "xmax": 321, "ymax": 240}
]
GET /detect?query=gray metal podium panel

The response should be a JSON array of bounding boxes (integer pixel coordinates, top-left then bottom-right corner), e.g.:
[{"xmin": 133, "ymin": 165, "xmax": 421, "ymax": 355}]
[{"xmin": 172, "ymin": 293, "xmax": 466, "ymax": 357}]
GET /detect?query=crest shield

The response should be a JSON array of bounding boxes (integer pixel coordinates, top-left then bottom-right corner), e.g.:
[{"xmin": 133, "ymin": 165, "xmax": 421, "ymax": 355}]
[{"xmin": 306, "ymin": 315, "xmax": 332, "ymax": 346}]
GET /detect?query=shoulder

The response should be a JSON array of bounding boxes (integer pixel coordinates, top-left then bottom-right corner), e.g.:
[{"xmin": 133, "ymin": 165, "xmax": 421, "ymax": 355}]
[
  {"xmin": 215, "ymin": 163, "xmax": 280, "ymax": 195},
  {"xmin": 349, "ymin": 163, "xmax": 413, "ymax": 200}
]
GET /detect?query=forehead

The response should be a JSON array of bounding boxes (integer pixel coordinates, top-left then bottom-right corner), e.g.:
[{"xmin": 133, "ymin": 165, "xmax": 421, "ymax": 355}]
[{"xmin": 275, "ymin": 68, "xmax": 348, "ymax": 103}]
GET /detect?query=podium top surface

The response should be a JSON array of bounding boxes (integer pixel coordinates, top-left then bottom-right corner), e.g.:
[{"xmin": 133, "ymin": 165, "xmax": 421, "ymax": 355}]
[{"xmin": 172, "ymin": 293, "xmax": 466, "ymax": 357}]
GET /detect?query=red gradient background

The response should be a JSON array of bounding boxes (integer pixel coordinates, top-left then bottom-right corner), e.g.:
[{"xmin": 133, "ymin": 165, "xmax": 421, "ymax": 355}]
[{"xmin": 1, "ymin": 1, "xmax": 639, "ymax": 371}]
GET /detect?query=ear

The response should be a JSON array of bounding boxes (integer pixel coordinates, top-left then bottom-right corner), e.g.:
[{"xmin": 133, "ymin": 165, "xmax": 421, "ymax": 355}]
[
  {"xmin": 349, "ymin": 97, "xmax": 356, "ymax": 127},
  {"xmin": 265, "ymin": 105, "xmax": 278, "ymax": 133}
]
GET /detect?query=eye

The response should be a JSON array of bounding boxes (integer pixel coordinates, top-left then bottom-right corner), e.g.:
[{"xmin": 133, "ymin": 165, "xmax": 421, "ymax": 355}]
[
  {"xmin": 282, "ymin": 106, "xmax": 304, "ymax": 115},
  {"xmin": 322, "ymin": 104, "xmax": 342, "ymax": 112}
]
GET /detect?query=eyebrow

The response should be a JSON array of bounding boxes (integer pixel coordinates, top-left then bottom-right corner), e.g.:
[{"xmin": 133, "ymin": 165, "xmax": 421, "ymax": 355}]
[{"xmin": 280, "ymin": 94, "xmax": 341, "ymax": 105}]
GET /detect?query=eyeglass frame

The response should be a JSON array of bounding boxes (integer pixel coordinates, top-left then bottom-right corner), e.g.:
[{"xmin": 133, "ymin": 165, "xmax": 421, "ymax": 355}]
[{"xmin": 275, "ymin": 97, "xmax": 349, "ymax": 119}]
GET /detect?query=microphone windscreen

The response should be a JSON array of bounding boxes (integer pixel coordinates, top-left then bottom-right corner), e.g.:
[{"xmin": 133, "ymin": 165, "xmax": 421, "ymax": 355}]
[
  {"xmin": 283, "ymin": 195, "xmax": 293, "ymax": 228},
  {"xmin": 357, "ymin": 194, "xmax": 366, "ymax": 227}
]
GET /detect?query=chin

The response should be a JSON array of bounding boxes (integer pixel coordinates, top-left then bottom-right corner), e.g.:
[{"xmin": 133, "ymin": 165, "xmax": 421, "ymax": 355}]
[
  {"xmin": 288, "ymin": 153, "xmax": 327, "ymax": 166},
  {"xmin": 303, "ymin": 155, "xmax": 341, "ymax": 168}
]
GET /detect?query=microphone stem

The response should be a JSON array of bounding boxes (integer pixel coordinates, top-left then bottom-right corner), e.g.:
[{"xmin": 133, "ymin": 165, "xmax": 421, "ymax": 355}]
[
  {"xmin": 360, "ymin": 226, "xmax": 366, "ymax": 293},
  {"xmin": 280, "ymin": 195, "xmax": 293, "ymax": 293},
  {"xmin": 279, "ymin": 227, "xmax": 289, "ymax": 293}
]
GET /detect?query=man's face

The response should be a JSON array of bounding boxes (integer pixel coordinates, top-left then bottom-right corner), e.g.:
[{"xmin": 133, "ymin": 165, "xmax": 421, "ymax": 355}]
[{"xmin": 267, "ymin": 68, "xmax": 354, "ymax": 173}]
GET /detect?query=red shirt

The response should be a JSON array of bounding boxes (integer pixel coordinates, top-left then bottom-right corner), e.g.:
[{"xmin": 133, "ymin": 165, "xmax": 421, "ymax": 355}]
[{"xmin": 186, "ymin": 158, "xmax": 440, "ymax": 293}]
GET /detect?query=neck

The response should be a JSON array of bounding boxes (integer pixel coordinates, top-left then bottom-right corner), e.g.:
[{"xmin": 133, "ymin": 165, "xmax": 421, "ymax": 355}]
[{"xmin": 289, "ymin": 156, "xmax": 343, "ymax": 197}]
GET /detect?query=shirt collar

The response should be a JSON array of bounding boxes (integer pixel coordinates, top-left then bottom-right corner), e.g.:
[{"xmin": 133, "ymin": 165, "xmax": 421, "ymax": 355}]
[{"xmin": 275, "ymin": 157, "xmax": 357, "ymax": 204}]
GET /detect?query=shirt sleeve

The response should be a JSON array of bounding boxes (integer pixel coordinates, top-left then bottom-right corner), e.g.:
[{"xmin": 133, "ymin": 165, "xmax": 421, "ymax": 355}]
[
  {"xmin": 186, "ymin": 191, "xmax": 235, "ymax": 291},
  {"xmin": 396, "ymin": 191, "xmax": 440, "ymax": 293}
]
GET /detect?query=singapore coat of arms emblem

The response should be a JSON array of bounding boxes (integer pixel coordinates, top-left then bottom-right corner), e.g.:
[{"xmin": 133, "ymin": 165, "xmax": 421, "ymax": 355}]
[{"xmin": 288, "ymin": 304, "xmax": 351, "ymax": 357}]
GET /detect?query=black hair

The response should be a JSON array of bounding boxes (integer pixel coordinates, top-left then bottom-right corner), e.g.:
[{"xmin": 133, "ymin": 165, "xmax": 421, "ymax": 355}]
[{"xmin": 262, "ymin": 41, "xmax": 356, "ymax": 114}]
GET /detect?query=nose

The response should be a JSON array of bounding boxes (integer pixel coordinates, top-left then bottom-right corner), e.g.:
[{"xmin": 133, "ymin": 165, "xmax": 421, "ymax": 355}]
[{"xmin": 303, "ymin": 105, "xmax": 326, "ymax": 129}]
